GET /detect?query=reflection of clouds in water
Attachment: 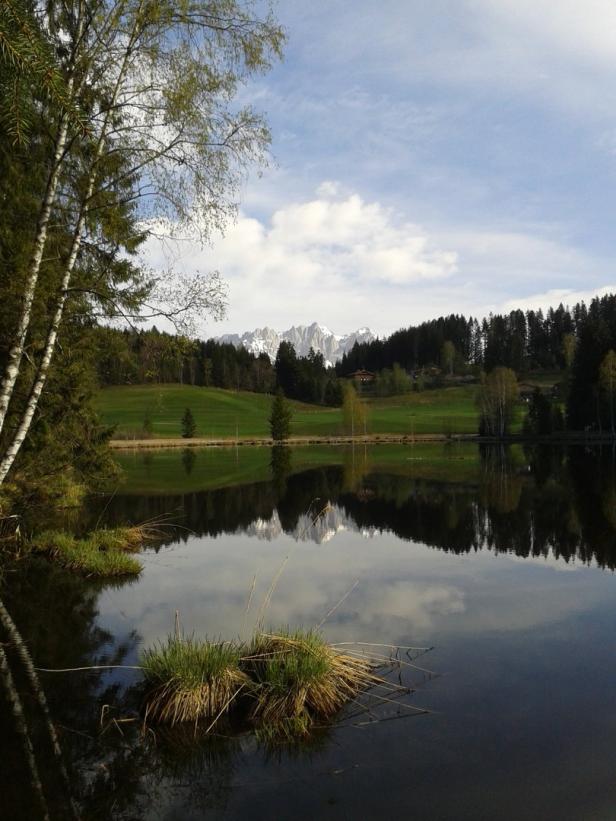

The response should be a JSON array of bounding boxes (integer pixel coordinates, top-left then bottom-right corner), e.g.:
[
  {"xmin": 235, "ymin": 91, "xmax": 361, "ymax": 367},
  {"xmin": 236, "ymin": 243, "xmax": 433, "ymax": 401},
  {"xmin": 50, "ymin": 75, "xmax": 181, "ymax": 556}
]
[
  {"xmin": 100, "ymin": 531, "xmax": 463, "ymax": 648},
  {"xmin": 353, "ymin": 580, "xmax": 465, "ymax": 631},
  {"xmin": 97, "ymin": 524, "xmax": 616, "ymax": 658}
]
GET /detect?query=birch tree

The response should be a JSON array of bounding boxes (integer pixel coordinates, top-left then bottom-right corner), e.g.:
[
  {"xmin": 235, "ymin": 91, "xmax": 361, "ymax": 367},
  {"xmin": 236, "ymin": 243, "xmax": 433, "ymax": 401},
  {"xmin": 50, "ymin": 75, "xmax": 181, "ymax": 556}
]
[
  {"xmin": 600, "ymin": 349, "xmax": 616, "ymax": 436},
  {"xmin": 0, "ymin": 0, "xmax": 285, "ymax": 484},
  {"xmin": 477, "ymin": 368, "xmax": 519, "ymax": 438},
  {"xmin": 342, "ymin": 382, "xmax": 368, "ymax": 436}
]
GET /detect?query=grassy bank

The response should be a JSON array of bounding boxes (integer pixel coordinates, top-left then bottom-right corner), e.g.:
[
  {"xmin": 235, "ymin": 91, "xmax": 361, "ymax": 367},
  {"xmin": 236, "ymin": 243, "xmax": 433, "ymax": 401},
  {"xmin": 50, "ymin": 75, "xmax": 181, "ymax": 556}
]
[
  {"xmin": 30, "ymin": 526, "xmax": 153, "ymax": 577},
  {"xmin": 96, "ymin": 383, "xmax": 496, "ymax": 439}
]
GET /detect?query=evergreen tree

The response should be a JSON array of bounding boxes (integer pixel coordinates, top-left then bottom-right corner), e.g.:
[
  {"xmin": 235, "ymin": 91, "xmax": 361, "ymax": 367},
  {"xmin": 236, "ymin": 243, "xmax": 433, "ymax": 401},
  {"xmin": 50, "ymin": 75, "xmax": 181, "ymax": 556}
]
[
  {"xmin": 181, "ymin": 408, "xmax": 196, "ymax": 439},
  {"xmin": 600, "ymin": 350, "xmax": 616, "ymax": 436},
  {"xmin": 0, "ymin": 0, "xmax": 284, "ymax": 486},
  {"xmin": 269, "ymin": 390, "xmax": 292, "ymax": 442},
  {"xmin": 274, "ymin": 341, "xmax": 299, "ymax": 398},
  {"xmin": 523, "ymin": 389, "xmax": 563, "ymax": 437}
]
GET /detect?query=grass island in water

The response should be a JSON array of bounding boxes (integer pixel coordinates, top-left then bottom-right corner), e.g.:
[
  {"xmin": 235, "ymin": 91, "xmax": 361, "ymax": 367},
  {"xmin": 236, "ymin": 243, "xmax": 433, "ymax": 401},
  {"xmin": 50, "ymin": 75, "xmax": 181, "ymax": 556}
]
[{"xmin": 141, "ymin": 628, "xmax": 391, "ymax": 740}]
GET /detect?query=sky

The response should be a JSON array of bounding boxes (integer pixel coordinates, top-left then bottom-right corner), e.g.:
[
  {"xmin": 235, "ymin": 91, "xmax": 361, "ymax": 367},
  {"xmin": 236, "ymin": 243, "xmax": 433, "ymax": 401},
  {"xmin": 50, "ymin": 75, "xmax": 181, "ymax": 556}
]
[{"xmin": 144, "ymin": 0, "xmax": 616, "ymax": 339}]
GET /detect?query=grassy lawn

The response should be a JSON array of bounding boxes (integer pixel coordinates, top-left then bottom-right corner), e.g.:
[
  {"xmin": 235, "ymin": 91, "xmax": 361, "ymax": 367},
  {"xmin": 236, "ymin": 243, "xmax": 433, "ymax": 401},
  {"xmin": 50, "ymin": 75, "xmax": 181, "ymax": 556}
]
[
  {"xmin": 367, "ymin": 386, "xmax": 480, "ymax": 434},
  {"xmin": 96, "ymin": 384, "xmax": 319, "ymax": 439},
  {"xmin": 95, "ymin": 383, "xmax": 526, "ymax": 439}
]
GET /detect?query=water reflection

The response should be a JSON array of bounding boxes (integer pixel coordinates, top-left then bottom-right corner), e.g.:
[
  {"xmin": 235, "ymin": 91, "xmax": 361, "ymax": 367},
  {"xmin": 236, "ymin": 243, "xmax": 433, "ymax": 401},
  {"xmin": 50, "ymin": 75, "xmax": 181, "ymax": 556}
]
[
  {"xmin": 3, "ymin": 444, "xmax": 616, "ymax": 820},
  {"xmin": 97, "ymin": 444, "xmax": 616, "ymax": 570}
]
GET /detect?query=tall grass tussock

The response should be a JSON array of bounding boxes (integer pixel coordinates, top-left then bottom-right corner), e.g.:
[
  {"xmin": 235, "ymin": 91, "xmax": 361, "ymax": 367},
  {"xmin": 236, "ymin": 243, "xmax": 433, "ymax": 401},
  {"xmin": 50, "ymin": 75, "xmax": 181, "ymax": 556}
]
[
  {"xmin": 141, "ymin": 628, "xmax": 384, "ymax": 739},
  {"xmin": 141, "ymin": 637, "xmax": 248, "ymax": 725}
]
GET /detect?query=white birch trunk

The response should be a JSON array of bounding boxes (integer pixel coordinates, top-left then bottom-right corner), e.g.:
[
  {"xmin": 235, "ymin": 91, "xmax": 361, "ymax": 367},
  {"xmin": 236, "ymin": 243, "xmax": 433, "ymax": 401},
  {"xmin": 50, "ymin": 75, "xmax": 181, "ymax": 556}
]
[
  {"xmin": 0, "ymin": 209, "xmax": 86, "ymax": 484},
  {"xmin": 0, "ymin": 5, "xmax": 85, "ymax": 437},
  {"xmin": 0, "ymin": 599, "xmax": 78, "ymax": 820},
  {"xmin": 0, "ymin": 119, "xmax": 69, "ymax": 436},
  {"xmin": 0, "ymin": 11, "xmax": 141, "ymax": 484}
]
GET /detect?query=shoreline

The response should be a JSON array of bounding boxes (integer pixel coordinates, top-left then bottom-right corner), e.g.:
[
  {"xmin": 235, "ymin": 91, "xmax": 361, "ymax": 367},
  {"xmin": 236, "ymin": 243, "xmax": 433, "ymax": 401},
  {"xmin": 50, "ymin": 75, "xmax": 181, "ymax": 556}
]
[
  {"xmin": 110, "ymin": 433, "xmax": 467, "ymax": 449},
  {"xmin": 109, "ymin": 431, "xmax": 616, "ymax": 450}
]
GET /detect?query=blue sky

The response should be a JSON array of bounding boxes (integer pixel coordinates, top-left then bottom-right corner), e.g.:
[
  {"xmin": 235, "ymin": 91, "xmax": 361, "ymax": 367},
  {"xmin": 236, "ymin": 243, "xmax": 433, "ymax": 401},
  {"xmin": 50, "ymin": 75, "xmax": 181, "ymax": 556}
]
[{"xmin": 145, "ymin": 0, "xmax": 616, "ymax": 338}]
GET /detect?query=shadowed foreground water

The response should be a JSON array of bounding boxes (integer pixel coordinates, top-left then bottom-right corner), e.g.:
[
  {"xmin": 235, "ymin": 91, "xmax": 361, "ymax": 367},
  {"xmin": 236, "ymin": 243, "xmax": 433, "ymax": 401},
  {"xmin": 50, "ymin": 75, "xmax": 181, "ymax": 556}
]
[{"xmin": 2, "ymin": 444, "xmax": 616, "ymax": 820}]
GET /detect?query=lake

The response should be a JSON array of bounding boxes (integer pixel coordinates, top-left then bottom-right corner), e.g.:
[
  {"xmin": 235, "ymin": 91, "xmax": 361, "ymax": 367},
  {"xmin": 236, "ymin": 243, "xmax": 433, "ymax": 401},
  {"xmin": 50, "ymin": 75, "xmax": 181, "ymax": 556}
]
[{"xmin": 2, "ymin": 443, "xmax": 616, "ymax": 820}]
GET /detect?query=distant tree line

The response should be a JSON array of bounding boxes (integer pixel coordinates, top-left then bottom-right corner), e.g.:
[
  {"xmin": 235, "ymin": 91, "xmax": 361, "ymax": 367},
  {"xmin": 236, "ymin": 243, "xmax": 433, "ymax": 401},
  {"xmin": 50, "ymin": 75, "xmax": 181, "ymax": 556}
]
[
  {"xmin": 338, "ymin": 295, "xmax": 616, "ymax": 434},
  {"xmin": 337, "ymin": 304, "xmax": 580, "ymax": 375},
  {"xmin": 91, "ymin": 327, "xmax": 341, "ymax": 405},
  {"xmin": 91, "ymin": 293, "xmax": 616, "ymax": 434}
]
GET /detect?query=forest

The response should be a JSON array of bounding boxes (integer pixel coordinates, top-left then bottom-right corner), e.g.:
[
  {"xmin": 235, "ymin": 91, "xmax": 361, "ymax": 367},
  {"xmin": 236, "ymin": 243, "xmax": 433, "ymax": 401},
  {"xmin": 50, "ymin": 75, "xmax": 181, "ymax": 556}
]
[{"xmin": 88, "ymin": 292, "xmax": 616, "ymax": 433}]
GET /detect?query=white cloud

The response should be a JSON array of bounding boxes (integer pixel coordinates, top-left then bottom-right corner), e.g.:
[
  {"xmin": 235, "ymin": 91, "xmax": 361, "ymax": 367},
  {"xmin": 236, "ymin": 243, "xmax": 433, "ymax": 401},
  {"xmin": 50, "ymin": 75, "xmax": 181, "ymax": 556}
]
[
  {"xmin": 474, "ymin": 1, "xmax": 616, "ymax": 68},
  {"xmin": 498, "ymin": 284, "xmax": 616, "ymax": 315},
  {"xmin": 139, "ymin": 182, "xmax": 616, "ymax": 337},
  {"xmin": 141, "ymin": 185, "xmax": 459, "ymax": 335}
]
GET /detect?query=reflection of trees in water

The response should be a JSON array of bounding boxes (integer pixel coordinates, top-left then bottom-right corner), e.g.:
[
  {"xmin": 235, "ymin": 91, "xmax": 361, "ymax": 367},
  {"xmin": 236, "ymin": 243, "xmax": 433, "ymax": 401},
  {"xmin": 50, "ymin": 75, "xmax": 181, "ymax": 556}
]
[
  {"xmin": 94, "ymin": 446, "xmax": 616, "ymax": 570},
  {"xmin": 479, "ymin": 444, "xmax": 523, "ymax": 514},
  {"xmin": 0, "ymin": 558, "xmax": 253, "ymax": 819},
  {"xmin": 5, "ymin": 445, "xmax": 616, "ymax": 817},
  {"xmin": 0, "ymin": 560, "xmax": 141, "ymax": 818},
  {"xmin": 270, "ymin": 445, "xmax": 292, "ymax": 495},
  {"xmin": 342, "ymin": 444, "xmax": 370, "ymax": 493},
  {"xmin": 0, "ymin": 555, "xmax": 343, "ymax": 819},
  {"xmin": 181, "ymin": 447, "xmax": 197, "ymax": 475}
]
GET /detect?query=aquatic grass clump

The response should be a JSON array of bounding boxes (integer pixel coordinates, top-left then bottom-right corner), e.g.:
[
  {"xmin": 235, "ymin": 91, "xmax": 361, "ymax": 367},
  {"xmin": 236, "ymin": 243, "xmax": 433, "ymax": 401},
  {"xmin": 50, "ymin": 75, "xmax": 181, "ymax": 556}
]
[
  {"xmin": 141, "ymin": 627, "xmax": 380, "ymax": 739},
  {"xmin": 32, "ymin": 530, "xmax": 143, "ymax": 577},
  {"xmin": 246, "ymin": 629, "xmax": 377, "ymax": 735},
  {"xmin": 89, "ymin": 526, "xmax": 148, "ymax": 553},
  {"xmin": 141, "ymin": 636, "xmax": 249, "ymax": 726}
]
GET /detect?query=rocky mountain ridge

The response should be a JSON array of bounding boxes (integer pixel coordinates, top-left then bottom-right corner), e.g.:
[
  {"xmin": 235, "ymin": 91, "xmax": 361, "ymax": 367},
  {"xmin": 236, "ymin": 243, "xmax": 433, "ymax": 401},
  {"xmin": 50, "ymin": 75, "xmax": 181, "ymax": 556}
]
[{"xmin": 217, "ymin": 321, "xmax": 374, "ymax": 365}]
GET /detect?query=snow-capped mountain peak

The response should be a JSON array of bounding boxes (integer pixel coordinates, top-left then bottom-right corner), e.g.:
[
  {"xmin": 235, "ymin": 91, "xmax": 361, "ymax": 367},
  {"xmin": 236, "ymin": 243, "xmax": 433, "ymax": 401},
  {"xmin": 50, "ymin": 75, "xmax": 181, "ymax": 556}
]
[{"xmin": 216, "ymin": 322, "xmax": 374, "ymax": 364}]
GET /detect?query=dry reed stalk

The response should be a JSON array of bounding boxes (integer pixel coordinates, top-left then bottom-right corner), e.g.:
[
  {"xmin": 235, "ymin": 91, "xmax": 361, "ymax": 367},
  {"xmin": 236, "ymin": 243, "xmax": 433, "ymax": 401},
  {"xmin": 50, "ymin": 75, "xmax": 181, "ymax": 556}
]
[{"xmin": 144, "ymin": 668, "xmax": 248, "ymax": 726}]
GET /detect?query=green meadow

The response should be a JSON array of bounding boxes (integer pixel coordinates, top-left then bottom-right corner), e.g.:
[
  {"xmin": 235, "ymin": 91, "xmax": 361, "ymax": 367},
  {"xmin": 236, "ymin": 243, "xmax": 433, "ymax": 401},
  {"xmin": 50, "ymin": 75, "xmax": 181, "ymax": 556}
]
[{"xmin": 95, "ymin": 383, "xmax": 497, "ymax": 439}]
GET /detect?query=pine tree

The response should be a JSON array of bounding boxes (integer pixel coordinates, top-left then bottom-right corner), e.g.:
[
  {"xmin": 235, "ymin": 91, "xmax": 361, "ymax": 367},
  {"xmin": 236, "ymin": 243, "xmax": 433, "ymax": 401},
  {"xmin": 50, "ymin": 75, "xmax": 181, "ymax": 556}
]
[
  {"xmin": 0, "ymin": 0, "xmax": 284, "ymax": 485},
  {"xmin": 269, "ymin": 390, "xmax": 292, "ymax": 442},
  {"xmin": 181, "ymin": 408, "xmax": 196, "ymax": 439}
]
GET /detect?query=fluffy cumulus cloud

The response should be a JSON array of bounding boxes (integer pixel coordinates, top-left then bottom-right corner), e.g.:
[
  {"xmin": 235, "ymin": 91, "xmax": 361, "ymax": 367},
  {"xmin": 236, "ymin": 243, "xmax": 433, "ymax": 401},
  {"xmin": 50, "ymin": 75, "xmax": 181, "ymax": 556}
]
[
  {"xmin": 136, "ymin": 2, "xmax": 616, "ymax": 339},
  {"xmin": 141, "ymin": 184, "xmax": 459, "ymax": 336},
  {"xmin": 140, "ymin": 180, "xmax": 616, "ymax": 338}
]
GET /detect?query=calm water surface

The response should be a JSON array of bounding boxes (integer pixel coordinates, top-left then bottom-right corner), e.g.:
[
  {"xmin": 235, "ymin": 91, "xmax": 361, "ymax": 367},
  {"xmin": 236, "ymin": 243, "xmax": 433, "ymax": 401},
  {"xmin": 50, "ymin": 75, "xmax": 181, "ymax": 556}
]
[{"xmin": 2, "ymin": 444, "xmax": 616, "ymax": 820}]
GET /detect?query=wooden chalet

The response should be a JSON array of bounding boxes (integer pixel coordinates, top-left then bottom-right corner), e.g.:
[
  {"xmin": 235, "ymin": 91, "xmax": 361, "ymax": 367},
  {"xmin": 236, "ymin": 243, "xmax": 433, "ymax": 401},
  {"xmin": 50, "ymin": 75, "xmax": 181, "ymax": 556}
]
[{"xmin": 349, "ymin": 369, "xmax": 375, "ymax": 384}]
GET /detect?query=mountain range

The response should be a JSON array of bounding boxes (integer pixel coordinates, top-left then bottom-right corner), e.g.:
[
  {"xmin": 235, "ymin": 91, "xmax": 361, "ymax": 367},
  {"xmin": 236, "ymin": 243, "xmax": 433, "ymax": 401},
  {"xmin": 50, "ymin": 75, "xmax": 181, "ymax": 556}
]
[{"xmin": 217, "ymin": 322, "xmax": 374, "ymax": 365}]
